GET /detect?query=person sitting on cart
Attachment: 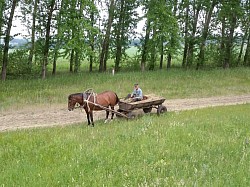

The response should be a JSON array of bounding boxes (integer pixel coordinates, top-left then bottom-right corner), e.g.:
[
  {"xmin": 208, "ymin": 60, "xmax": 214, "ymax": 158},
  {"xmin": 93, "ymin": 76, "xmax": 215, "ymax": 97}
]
[{"xmin": 130, "ymin": 83, "xmax": 143, "ymax": 101}]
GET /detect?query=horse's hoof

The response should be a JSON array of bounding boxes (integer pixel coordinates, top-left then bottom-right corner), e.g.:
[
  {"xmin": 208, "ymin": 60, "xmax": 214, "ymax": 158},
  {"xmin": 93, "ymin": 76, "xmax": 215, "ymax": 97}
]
[{"xmin": 104, "ymin": 119, "xmax": 109, "ymax": 123}]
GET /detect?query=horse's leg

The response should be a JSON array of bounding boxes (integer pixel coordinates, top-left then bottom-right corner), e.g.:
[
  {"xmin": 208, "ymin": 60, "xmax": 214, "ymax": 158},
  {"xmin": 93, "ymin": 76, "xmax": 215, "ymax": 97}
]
[
  {"xmin": 111, "ymin": 106, "xmax": 115, "ymax": 120},
  {"xmin": 86, "ymin": 112, "xmax": 91, "ymax": 126},
  {"xmin": 90, "ymin": 111, "xmax": 94, "ymax": 127},
  {"xmin": 104, "ymin": 110, "xmax": 109, "ymax": 123}
]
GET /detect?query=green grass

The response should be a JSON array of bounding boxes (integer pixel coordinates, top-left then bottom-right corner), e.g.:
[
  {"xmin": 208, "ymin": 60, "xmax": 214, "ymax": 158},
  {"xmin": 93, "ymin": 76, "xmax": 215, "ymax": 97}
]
[
  {"xmin": 1, "ymin": 67, "xmax": 250, "ymax": 111},
  {"xmin": 1, "ymin": 104, "xmax": 250, "ymax": 186}
]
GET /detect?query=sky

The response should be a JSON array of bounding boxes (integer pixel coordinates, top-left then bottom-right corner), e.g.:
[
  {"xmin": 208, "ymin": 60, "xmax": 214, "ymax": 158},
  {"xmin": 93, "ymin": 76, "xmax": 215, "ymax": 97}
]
[
  {"xmin": 11, "ymin": 7, "xmax": 28, "ymax": 38},
  {"xmin": 11, "ymin": 5, "xmax": 145, "ymax": 39}
]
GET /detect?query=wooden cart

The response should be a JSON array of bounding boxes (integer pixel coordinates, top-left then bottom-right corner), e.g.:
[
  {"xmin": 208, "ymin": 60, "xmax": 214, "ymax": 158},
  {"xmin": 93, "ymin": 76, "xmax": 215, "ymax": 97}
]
[{"xmin": 117, "ymin": 94, "xmax": 167, "ymax": 118}]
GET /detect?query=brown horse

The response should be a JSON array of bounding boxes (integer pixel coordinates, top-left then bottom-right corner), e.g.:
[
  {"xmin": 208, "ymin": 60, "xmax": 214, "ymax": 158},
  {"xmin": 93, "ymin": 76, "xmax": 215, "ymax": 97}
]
[{"xmin": 68, "ymin": 90, "xmax": 119, "ymax": 126}]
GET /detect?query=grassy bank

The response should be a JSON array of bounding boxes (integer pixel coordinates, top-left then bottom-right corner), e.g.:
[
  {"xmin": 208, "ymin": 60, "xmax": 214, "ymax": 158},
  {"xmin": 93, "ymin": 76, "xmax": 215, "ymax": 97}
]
[
  {"xmin": 1, "ymin": 67, "xmax": 250, "ymax": 111},
  {"xmin": 1, "ymin": 104, "xmax": 250, "ymax": 186}
]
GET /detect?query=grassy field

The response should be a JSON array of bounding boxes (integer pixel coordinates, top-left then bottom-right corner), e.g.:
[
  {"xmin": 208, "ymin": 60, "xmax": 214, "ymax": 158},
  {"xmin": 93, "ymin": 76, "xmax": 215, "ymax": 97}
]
[
  {"xmin": 0, "ymin": 67, "xmax": 250, "ymax": 111},
  {"xmin": 1, "ymin": 67, "xmax": 250, "ymax": 186},
  {"xmin": 1, "ymin": 104, "xmax": 250, "ymax": 186}
]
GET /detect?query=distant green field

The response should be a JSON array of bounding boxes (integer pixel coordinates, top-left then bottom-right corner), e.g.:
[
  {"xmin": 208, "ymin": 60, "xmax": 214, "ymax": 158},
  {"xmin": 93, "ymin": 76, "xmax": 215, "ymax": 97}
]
[
  {"xmin": 46, "ymin": 46, "xmax": 182, "ymax": 73},
  {"xmin": 1, "ymin": 104, "xmax": 250, "ymax": 186},
  {"xmin": 0, "ymin": 67, "xmax": 250, "ymax": 111}
]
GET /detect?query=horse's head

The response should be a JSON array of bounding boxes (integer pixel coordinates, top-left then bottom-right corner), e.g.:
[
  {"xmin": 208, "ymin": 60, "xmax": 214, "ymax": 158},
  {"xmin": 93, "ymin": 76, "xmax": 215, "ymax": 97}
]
[{"xmin": 68, "ymin": 94, "xmax": 77, "ymax": 111}]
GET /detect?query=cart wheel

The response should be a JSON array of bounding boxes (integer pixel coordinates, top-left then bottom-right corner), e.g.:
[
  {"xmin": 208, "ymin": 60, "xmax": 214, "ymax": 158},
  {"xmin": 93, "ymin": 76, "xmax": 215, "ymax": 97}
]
[
  {"xmin": 157, "ymin": 105, "xmax": 167, "ymax": 115},
  {"xmin": 143, "ymin": 107, "xmax": 152, "ymax": 113},
  {"xmin": 127, "ymin": 112, "xmax": 135, "ymax": 119}
]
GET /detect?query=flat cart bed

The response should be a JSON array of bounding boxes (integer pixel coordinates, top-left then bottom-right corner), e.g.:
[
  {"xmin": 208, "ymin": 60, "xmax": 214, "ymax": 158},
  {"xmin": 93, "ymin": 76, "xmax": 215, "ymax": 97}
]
[
  {"xmin": 117, "ymin": 94, "xmax": 167, "ymax": 118},
  {"xmin": 119, "ymin": 94, "xmax": 165, "ymax": 110}
]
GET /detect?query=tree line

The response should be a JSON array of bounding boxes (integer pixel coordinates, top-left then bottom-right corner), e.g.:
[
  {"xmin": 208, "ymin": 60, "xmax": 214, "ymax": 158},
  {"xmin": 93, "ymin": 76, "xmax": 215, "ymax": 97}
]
[{"xmin": 0, "ymin": 0, "xmax": 250, "ymax": 80}]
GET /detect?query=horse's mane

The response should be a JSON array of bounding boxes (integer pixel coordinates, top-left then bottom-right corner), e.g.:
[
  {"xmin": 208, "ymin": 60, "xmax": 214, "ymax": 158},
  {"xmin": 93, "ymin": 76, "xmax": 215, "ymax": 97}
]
[{"xmin": 68, "ymin": 93, "xmax": 82, "ymax": 99}]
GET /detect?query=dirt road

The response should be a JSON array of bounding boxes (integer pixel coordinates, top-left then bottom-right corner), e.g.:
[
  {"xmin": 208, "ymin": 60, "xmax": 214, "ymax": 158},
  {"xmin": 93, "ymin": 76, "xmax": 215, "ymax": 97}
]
[{"xmin": 1, "ymin": 94, "xmax": 250, "ymax": 132}]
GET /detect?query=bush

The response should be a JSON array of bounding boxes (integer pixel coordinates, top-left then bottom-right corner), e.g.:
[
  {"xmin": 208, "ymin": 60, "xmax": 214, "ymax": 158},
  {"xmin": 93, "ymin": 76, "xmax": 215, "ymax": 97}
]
[{"xmin": 7, "ymin": 48, "xmax": 40, "ymax": 78}]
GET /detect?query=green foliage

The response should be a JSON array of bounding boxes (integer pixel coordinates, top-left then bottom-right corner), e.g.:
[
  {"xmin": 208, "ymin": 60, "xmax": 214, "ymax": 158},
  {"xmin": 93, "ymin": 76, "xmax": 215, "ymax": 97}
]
[
  {"xmin": 139, "ymin": 0, "xmax": 181, "ymax": 70},
  {"xmin": 59, "ymin": 0, "xmax": 99, "ymax": 64},
  {"xmin": 8, "ymin": 49, "xmax": 29, "ymax": 75},
  {"xmin": 110, "ymin": 0, "xmax": 140, "ymax": 69},
  {"xmin": 1, "ymin": 0, "xmax": 250, "ymax": 80},
  {"xmin": 6, "ymin": 49, "xmax": 40, "ymax": 78},
  {"xmin": 1, "ymin": 104, "xmax": 250, "ymax": 186}
]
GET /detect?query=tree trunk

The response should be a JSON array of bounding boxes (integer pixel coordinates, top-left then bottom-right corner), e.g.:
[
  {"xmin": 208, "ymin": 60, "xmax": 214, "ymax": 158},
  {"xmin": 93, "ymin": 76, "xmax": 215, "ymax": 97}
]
[
  {"xmin": 159, "ymin": 39, "xmax": 164, "ymax": 69},
  {"xmin": 167, "ymin": 53, "xmax": 172, "ymax": 69},
  {"xmin": 114, "ymin": 0, "xmax": 125, "ymax": 72},
  {"xmin": 42, "ymin": 0, "xmax": 55, "ymax": 79},
  {"xmin": 89, "ymin": 0, "xmax": 95, "ymax": 72},
  {"xmin": 141, "ymin": 19, "xmax": 151, "ymax": 72},
  {"xmin": 243, "ymin": 28, "xmax": 250, "ymax": 66},
  {"xmin": 89, "ymin": 45, "xmax": 94, "ymax": 72},
  {"xmin": 237, "ymin": 30, "xmax": 247, "ymax": 66},
  {"xmin": 182, "ymin": 3, "xmax": 189, "ymax": 68},
  {"xmin": 70, "ymin": 49, "xmax": 74, "ymax": 72},
  {"xmin": 52, "ymin": 0, "xmax": 63, "ymax": 76},
  {"xmin": 167, "ymin": 0, "xmax": 177, "ymax": 70},
  {"xmin": 149, "ymin": 25, "xmax": 156, "ymax": 70},
  {"xmin": 187, "ymin": 2, "xmax": 201, "ymax": 67},
  {"xmin": 223, "ymin": 13, "xmax": 237, "ymax": 69},
  {"xmin": 0, "ymin": 1, "xmax": 6, "ymax": 41},
  {"xmin": 27, "ymin": 0, "xmax": 38, "ymax": 72},
  {"xmin": 196, "ymin": 0, "xmax": 217, "ymax": 70},
  {"xmin": 52, "ymin": 48, "xmax": 58, "ymax": 75},
  {"xmin": 99, "ymin": 0, "xmax": 115, "ymax": 72},
  {"xmin": 220, "ymin": 16, "xmax": 226, "ymax": 67},
  {"xmin": 74, "ymin": 51, "xmax": 79, "ymax": 72},
  {"xmin": 1, "ymin": 0, "xmax": 18, "ymax": 81}
]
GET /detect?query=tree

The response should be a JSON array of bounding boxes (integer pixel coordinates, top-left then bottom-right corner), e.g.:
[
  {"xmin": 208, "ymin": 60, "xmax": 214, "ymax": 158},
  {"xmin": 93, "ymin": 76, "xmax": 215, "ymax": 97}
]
[
  {"xmin": 0, "ymin": 0, "xmax": 5, "ymax": 38},
  {"xmin": 113, "ymin": 0, "xmax": 125, "ymax": 72},
  {"xmin": 52, "ymin": 0, "xmax": 64, "ymax": 75},
  {"xmin": 196, "ymin": 0, "xmax": 218, "ymax": 70},
  {"xmin": 84, "ymin": 0, "xmax": 99, "ymax": 72},
  {"xmin": 2, "ymin": 0, "xmax": 250, "ymax": 79},
  {"xmin": 58, "ymin": 0, "xmax": 98, "ymax": 73},
  {"xmin": 187, "ymin": 1, "xmax": 202, "ymax": 67},
  {"xmin": 88, "ymin": 0, "xmax": 96, "ymax": 72},
  {"xmin": 41, "ymin": 0, "xmax": 56, "ymax": 79},
  {"xmin": 140, "ymin": 0, "xmax": 180, "ymax": 71},
  {"xmin": 0, "ymin": 0, "xmax": 5, "ymax": 72},
  {"xmin": 112, "ymin": 0, "xmax": 139, "ymax": 71},
  {"xmin": 181, "ymin": 0, "xmax": 190, "ymax": 68},
  {"xmin": 159, "ymin": 0, "xmax": 180, "ymax": 70},
  {"xmin": 1, "ymin": 0, "xmax": 19, "ymax": 81},
  {"xmin": 166, "ymin": 0, "xmax": 178, "ymax": 70},
  {"xmin": 216, "ymin": 0, "xmax": 241, "ymax": 68},
  {"xmin": 140, "ymin": 17, "xmax": 151, "ymax": 71},
  {"xmin": 99, "ymin": 0, "xmax": 115, "ymax": 72},
  {"xmin": 244, "ymin": 27, "xmax": 250, "ymax": 66},
  {"xmin": 27, "ymin": 0, "xmax": 38, "ymax": 72}
]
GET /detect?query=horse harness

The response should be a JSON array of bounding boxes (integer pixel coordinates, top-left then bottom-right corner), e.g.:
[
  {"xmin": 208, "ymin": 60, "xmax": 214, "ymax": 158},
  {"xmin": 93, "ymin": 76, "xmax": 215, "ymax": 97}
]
[{"xmin": 82, "ymin": 91, "xmax": 97, "ymax": 112}]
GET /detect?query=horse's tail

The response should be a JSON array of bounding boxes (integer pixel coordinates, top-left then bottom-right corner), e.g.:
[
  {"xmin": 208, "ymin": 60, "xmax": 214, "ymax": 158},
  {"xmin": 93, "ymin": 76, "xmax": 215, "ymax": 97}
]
[{"xmin": 115, "ymin": 93, "xmax": 120, "ymax": 104}]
